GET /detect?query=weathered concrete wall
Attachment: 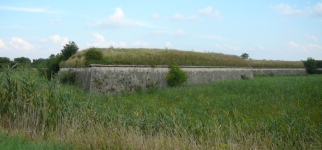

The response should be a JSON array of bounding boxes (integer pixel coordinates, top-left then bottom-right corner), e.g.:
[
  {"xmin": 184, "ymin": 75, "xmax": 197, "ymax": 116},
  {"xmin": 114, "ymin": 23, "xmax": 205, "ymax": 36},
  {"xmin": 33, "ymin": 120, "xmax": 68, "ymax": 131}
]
[
  {"xmin": 61, "ymin": 65, "xmax": 253, "ymax": 95},
  {"xmin": 60, "ymin": 65, "xmax": 320, "ymax": 95},
  {"xmin": 252, "ymin": 68, "xmax": 308, "ymax": 75}
]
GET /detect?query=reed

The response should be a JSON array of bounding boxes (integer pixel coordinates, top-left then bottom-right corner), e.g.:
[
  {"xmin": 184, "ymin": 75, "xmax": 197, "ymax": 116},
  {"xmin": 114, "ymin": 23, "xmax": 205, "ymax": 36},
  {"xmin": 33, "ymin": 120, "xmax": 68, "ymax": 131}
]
[{"xmin": 0, "ymin": 67, "xmax": 320, "ymax": 149}]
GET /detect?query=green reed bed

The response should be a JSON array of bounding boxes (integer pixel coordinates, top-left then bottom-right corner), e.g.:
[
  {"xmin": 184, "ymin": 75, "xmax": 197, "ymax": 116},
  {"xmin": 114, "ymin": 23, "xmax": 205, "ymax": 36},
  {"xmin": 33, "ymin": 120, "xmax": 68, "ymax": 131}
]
[
  {"xmin": 0, "ymin": 68, "xmax": 321, "ymax": 149},
  {"xmin": 0, "ymin": 133, "xmax": 72, "ymax": 150}
]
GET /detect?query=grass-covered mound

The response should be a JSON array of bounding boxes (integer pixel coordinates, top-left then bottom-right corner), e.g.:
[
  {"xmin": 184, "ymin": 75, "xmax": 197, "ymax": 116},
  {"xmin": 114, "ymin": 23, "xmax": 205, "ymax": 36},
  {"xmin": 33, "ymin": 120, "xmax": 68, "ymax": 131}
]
[
  {"xmin": 60, "ymin": 48, "xmax": 304, "ymax": 68},
  {"xmin": 0, "ymin": 68, "xmax": 321, "ymax": 149}
]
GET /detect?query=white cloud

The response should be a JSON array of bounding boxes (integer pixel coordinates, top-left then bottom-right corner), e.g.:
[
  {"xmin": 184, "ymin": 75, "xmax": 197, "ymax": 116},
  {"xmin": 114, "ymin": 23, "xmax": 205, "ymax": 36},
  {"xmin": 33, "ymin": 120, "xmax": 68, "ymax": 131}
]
[
  {"xmin": 40, "ymin": 38, "xmax": 47, "ymax": 42},
  {"xmin": 0, "ymin": 6, "xmax": 56, "ymax": 13},
  {"xmin": 165, "ymin": 42, "xmax": 172, "ymax": 47},
  {"xmin": 151, "ymin": 14, "xmax": 161, "ymax": 19},
  {"xmin": 310, "ymin": 1, "xmax": 322, "ymax": 16},
  {"xmin": 194, "ymin": 35, "xmax": 226, "ymax": 41},
  {"xmin": 55, "ymin": 19, "xmax": 62, "ymax": 23},
  {"xmin": 197, "ymin": 6, "xmax": 222, "ymax": 19},
  {"xmin": 9, "ymin": 37, "xmax": 35, "ymax": 50},
  {"xmin": 224, "ymin": 45, "xmax": 241, "ymax": 51},
  {"xmin": 92, "ymin": 33, "xmax": 105, "ymax": 43},
  {"xmin": 86, "ymin": 41, "xmax": 126, "ymax": 47},
  {"xmin": 257, "ymin": 44, "xmax": 265, "ymax": 50},
  {"xmin": 286, "ymin": 29, "xmax": 297, "ymax": 32},
  {"xmin": 88, "ymin": 7, "xmax": 136, "ymax": 28},
  {"xmin": 49, "ymin": 35, "xmax": 69, "ymax": 46},
  {"xmin": 151, "ymin": 30, "xmax": 186, "ymax": 36},
  {"xmin": 87, "ymin": 33, "xmax": 126, "ymax": 47},
  {"xmin": 288, "ymin": 41, "xmax": 322, "ymax": 53},
  {"xmin": 169, "ymin": 13, "xmax": 202, "ymax": 21},
  {"xmin": 0, "ymin": 39, "xmax": 8, "ymax": 50},
  {"xmin": 270, "ymin": 3, "xmax": 304, "ymax": 16},
  {"xmin": 215, "ymin": 44, "xmax": 222, "ymax": 49},
  {"xmin": 132, "ymin": 41, "xmax": 149, "ymax": 46},
  {"xmin": 303, "ymin": 34, "xmax": 319, "ymax": 42}
]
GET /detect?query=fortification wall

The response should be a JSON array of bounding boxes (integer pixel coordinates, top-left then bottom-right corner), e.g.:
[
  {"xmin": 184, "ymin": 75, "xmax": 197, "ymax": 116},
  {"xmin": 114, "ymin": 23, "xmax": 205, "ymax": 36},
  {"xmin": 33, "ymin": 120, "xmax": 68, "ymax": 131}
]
[
  {"xmin": 60, "ymin": 65, "xmax": 320, "ymax": 95},
  {"xmin": 61, "ymin": 65, "xmax": 253, "ymax": 95},
  {"xmin": 252, "ymin": 68, "xmax": 308, "ymax": 75}
]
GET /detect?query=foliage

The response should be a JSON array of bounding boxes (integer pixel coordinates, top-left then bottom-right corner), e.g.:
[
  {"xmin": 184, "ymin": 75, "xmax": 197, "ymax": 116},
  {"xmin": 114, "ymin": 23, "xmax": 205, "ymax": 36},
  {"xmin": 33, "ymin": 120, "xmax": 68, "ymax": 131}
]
[
  {"xmin": 0, "ymin": 134, "xmax": 72, "ymax": 150},
  {"xmin": 0, "ymin": 57, "xmax": 15, "ymax": 69},
  {"xmin": 43, "ymin": 54, "xmax": 62, "ymax": 80},
  {"xmin": 240, "ymin": 53, "xmax": 249, "ymax": 59},
  {"xmin": 32, "ymin": 58, "xmax": 47, "ymax": 64},
  {"xmin": 316, "ymin": 60, "xmax": 322, "ymax": 68},
  {"xmin": 0, "ymin": 69, "xmax": 321, "ymax": 149},
  {"xmin": 303, "ymin": 57, "xmax": 317, "ymax": 74},
  {"xmin": 0, "ymin": 57, "xmax": 10, "ymax": 63},
  {"xmin": 84, "ymin": 47, "xmax": 103, "ymax": 66},
  {"xmin": 57, "ymin": 70, "xmax": 76, "ymax": 85},
  {"xmin": 61, "ymin": 41, "xmax": 79, "ymax": 61},
  {"xmin": 240, "ymin": 74, "xmax": 249, "ymax": 80},
  {"xmin": 14, "ymin": 57, "xmax": 31, "ymax": 63},
  {"xmin": 166, "ymin": 64, "xmax": 188, "ymax": 87}
]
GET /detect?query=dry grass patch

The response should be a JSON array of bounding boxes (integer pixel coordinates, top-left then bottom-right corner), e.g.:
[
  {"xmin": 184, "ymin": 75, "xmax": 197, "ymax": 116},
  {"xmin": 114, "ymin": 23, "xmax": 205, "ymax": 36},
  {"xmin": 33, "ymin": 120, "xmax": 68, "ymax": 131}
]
[
  {"xmin": 61, "ymin": 48, "xmax": 305, "ymax": 68},
  {"xmin": 249, "ymin": 59, "xmax": 304, "ymax": 68},
  {"xmin": 60, "ymin": 48, "xmax": 249, "ymax": 67}
]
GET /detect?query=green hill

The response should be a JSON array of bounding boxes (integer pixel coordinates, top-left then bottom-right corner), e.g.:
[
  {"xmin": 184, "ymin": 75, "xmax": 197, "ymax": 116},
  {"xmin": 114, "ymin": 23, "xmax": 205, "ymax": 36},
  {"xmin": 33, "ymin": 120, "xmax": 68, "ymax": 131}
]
[{"xmin": 60, "ymin": 48, "xmax": 304, "ymax": 68}]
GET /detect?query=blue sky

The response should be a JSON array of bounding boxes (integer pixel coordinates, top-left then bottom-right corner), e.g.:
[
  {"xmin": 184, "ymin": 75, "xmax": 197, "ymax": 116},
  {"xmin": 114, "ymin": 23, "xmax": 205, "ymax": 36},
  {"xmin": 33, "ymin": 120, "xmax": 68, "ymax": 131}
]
[{"xmin": 0, "ymin": 0, "xmax": 321, "ymax": 61}]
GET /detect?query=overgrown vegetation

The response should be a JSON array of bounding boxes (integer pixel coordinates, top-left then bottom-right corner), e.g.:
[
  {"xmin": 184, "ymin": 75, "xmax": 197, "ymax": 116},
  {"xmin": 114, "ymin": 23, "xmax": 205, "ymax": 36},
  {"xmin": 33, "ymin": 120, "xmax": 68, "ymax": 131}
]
[
  {"xmin": 0, "ymin": 68, "xmax": 321, "ymax": 149},
  {"xmin": 166, "ymin": 64, "xmax": 188, "ymax": 87},
  {"xmin": 60, "ymin": 48, "xmax": 305, "ymax": 68},
  {"xmin": 38, "ymin": 41, "xmax": 78, "ymax": 80},
  {"xmin": 61, "ymin": 41, "xmax": 79, "ymax": 61},
  {"xmin": 303, "ymin": 57, "xmax": 317, "ymax": 74},
  {"xmin": 84, "ymin": 47, "xmax": 103, "ymax": 66},
  {"xmin": 57, "ymin": 69, "xmax": 76, "ymax": 85},
  {"xmin": 240, "ymin": 53, "xmax": 249, "ymax": 60}
]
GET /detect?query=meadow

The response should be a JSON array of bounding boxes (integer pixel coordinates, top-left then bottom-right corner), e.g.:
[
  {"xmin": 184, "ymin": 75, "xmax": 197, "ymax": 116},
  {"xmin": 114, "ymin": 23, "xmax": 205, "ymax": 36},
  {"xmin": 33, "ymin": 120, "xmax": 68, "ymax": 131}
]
[
  {"xmin": 0, "ymin": 67, "xmax": 321, "ymax": 149},
  {"xmin": 60, "ymin": 48, "xmax": 305, "ymax": 68}
]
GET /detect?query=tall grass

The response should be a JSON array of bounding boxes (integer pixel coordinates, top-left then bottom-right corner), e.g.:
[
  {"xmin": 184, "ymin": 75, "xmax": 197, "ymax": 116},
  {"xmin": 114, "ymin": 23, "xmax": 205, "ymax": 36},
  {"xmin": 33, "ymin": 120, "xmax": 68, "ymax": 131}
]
[
  {"xmin": 0, "ymin": 67, "xmax": 321, "ymax": 149},
  {"xmin": 60, "ymin": 48, "xmax": 304, "ymax": 68}
]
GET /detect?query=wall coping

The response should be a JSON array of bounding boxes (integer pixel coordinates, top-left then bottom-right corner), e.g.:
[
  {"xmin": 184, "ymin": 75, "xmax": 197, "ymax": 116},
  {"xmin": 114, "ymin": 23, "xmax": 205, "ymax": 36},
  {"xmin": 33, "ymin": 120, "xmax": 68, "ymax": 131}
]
[{"xmin": 60, "ymin": 64, "xmax": 254, "ymax": 69}]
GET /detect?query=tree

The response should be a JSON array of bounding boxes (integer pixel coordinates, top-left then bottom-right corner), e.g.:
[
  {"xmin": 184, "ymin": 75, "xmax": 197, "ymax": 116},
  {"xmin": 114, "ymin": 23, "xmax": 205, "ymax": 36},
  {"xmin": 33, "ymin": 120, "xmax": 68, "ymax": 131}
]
[
  {"xmin": 61, "ymin": 41, "xmax": 79, "ymax": 61},
  {"xmin": 14, "ymin": 57, "xmax": 31, "ymax": 63},
  {"xmin": 43, "ymin": 54, "xmax": 62, "ymax": 80},
  {"xmin": 0, "ymin": 57, "xmax": 10, "ymax": 63},
  {"xmin": 240, "ymin": 53, "xmax": 249, "ymax": 60},
  {"xmin": 84, "ymin": 47, "xmax": 103, "ymax": 65},
  {"xmin": 303, "ymin": 57, "xmax": 317, "ymax": 74}
]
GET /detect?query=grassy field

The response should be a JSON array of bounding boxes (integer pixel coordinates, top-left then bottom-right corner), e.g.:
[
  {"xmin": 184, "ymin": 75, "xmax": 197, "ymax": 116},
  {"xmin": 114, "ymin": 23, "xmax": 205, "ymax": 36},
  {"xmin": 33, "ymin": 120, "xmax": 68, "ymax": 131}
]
[
  {"xmin": 60, "ymin": 48, "xmax": 305, "ymax": 68},
  {"xmin": 0, "ymin": 68, "xmax": 321, "ymax": 149}
]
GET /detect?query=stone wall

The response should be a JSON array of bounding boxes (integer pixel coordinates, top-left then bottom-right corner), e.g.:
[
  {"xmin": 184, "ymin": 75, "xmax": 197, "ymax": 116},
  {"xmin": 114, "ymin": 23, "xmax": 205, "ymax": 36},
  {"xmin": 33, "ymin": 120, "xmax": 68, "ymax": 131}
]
[
  {"xmin": 252, "ymin": 68, "xmax": 308, "ymax": 75},
  {"xmin": 60, "ymin": 65, "xmax": 253, "ymax": 95},
  {"xmin": 60, "ymin": 65, "xmax": 321, "ymax": 95}
]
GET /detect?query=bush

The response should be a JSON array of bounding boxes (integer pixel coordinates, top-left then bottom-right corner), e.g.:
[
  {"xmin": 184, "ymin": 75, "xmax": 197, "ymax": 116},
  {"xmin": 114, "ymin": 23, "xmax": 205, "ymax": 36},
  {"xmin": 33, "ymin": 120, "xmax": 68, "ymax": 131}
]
[
  {"xmin": 166, "ymin": 64, "xmax": 188, "ymax": 87},
  {"xmin": 240, "ymin": 53, "xmax": 249, "ymax": 60},
  {"xmin": 317, "ymin": 60, "xmax": 322, "ymax": 68},
  {"xmin": 84, "ymin": 47, "xmax": 103, "ymax": 66},
  {"xmin": 303, "ymin": 57, "xmax": 317, "ymax": 74},
  {"xmin": 57, "ymin": 69, "xmax": 76, "ymax": 85},
  {"xmin": 61, "ymin": 41, "xmax": 79, "ymax": 61},
  {"xmin": 43, "ymin": 54, "xmax": 62, "ymax": 80}
]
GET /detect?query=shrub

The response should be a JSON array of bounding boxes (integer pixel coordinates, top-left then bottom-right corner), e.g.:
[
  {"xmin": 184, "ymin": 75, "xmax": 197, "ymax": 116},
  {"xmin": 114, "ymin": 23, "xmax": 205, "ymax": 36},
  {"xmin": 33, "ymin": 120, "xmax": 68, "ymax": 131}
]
[
  {"xmin": 303, "ymin": 57, "xmax": 317, "ymax": 74},
  {"xmin": 166, "ymin": 64, "xmax": 188, "ymax": 87},
  {"xmin": 61, "ymin": 41, "xmax": 79, "ymax": 61},
  {"xmin": 240, "ymin": 53, "xmax": 249, "ymax": 60},
  {"xmin": 57, "ymin": 69, "xmax": 76, "ymax": 85},
  {"xmin": 44, "ymin": 54, "xmax": 62, "ymax": 80},
  {"xmin": 84, "ymin": 47, "xmax": 103, "ymax": 66},
  {"xmin": 317, "ymin": 60, "xmax": 322, "ymax": 68},
  {"xmin": 241, "ymin": 75, "xmax": 249, "ymax": 80}
]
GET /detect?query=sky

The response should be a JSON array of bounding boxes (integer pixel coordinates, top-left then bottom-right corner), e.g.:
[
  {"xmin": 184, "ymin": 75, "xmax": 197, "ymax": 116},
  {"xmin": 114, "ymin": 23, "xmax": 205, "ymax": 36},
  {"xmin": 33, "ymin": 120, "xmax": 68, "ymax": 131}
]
[{"xmin": 0, "ymin": 0, "xmax": 322, "ymax": 61}]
